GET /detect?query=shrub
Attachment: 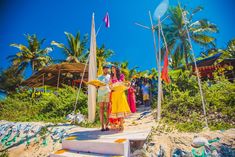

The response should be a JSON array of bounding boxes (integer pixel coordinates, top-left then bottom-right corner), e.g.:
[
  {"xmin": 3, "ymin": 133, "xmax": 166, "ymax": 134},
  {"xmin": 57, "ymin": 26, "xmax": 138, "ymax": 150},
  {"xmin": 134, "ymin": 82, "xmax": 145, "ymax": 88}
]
[
  {"xmin": 153, "ymin": 70, "xmax": 235, "ymax": 132},
  {"xmin": 0, "ymin": 85, "xmax": 88, "ymax": 123}
]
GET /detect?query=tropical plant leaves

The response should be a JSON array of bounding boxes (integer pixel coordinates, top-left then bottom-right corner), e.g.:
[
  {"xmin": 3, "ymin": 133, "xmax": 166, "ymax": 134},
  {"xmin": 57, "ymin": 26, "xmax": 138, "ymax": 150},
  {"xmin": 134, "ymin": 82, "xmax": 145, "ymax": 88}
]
[
  {"xmin": 51, "ymin": 32, "xmax": 88, "ymax": 63},
  {"xmin": 9, "ymin": 34, "xmax": 53, "ymax": 74}
]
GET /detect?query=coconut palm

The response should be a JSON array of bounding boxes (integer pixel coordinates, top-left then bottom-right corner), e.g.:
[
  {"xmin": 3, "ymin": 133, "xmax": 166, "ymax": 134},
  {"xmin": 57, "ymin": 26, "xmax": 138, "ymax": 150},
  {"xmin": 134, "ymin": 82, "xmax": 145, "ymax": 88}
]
[
  {"xmin": 0, "ymin": 67, "xmax": 23, "ymax": 92},
  {"xmin": 161, "ymin": 5, "xmax": 218, "ymax": 69},
  {"xmin": 51, "ymin": 32, "xmax": 88, "ymax": 63},
  {"xmin": 225, "ymin": 39, "xmax": 235, "ymax": 58},
  {"xmin": 119, "ymin": 61, "xmax": 138, "ymax": 80},
  {"xmin": 128, "ymin": 67, "xmax": 139, "ymax": 80},
  {"xmin": 96, "ymin": 45, "xmax": 114, "ymax": 75},
  {"xmin": 80, "ymin": 45, "xmax": 114, "ymax": 75},
  {"xmin": 149, "ymin": 68, "xmax": 158, "ymax": 79},
  {"xmin": 120, "ymin": 61, "xmax": 129, "ymax": 78},
  {"xmin": 8, "ymin": 34, "xmax": 53, "ymax": 74},
  {"xmin": 199, "ymin": 38, "xmax": 235, "ymax": 61}
]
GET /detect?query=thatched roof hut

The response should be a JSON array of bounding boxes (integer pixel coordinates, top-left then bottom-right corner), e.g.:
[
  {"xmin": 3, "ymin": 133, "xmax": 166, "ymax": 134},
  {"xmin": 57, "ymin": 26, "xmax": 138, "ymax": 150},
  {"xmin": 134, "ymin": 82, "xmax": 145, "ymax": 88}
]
[{"xmin": 21, "ymin": 63, "xmax": 88, "ymax": 88}]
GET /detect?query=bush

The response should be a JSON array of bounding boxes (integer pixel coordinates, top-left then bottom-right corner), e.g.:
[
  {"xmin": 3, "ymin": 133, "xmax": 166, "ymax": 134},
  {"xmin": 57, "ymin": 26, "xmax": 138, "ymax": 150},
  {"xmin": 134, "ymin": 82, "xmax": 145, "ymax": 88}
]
[
  {"xmin": 153, "ymin": 70, "xmax": 235, "ymax": 132},
  {"xmin": 0, "ymin": 85, "xmax": 88, "ymax": 123},
  {"xmin": 0, "ymin": 150, "xmax": 9, "ymax": 157}
]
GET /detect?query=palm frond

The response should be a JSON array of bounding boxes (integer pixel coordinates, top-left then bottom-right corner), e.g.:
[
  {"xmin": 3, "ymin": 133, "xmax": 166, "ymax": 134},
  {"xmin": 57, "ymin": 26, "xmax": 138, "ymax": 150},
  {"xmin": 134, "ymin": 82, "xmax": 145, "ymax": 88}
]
[
  {"xmin": 51, "ymin": 41, "xmax": 71, "ymax": 56},
  {"xmin": 190, "ymin": 19, "xmax": 219, "ymax": 33},
  {"xmin": 227, "ymin": 39, "xmax": 235, "ymax": 57},
  {"xmin": 10, "ymin": 44, "xmax": 31, "ymax": 53},
  {"xmin": 65, "ymin": 32, "xmax": 76, "ymax": 55},
  {"xmin": 191, "ymin": 34, "xmax": 216, "ymax": 46},
  {"xmin": 192, "ymin": 6, "xmax": 203, "ymax": 15}
]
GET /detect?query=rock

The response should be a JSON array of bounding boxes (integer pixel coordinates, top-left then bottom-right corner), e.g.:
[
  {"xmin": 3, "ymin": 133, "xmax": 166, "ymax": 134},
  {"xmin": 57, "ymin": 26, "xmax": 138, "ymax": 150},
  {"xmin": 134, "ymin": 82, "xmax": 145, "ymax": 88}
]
[
  {"xmin": 149, "ymin": 142, "xmax": 156, "ymax": 147},
  {"xmin": 192, "ymin": 136, "xmax": 208, "ymax": 147},
  {"xmin": 156, "ymin": 145, "xmax": 166, "ymax": 157},
  {"xmin": 131, "ymin": 149, "xmax": 148, "ymax": 157}
]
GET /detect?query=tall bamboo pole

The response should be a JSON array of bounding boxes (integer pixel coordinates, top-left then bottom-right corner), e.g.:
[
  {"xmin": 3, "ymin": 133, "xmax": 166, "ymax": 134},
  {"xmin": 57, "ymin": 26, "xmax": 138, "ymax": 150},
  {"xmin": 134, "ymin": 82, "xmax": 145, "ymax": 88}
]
[
  {"xmin": 149, "ymin": 11, "xmax": 162, "ymax": 120},
  {"xmin": 178, "ymin": 2, "xmax": 208, "ymax": 128}
]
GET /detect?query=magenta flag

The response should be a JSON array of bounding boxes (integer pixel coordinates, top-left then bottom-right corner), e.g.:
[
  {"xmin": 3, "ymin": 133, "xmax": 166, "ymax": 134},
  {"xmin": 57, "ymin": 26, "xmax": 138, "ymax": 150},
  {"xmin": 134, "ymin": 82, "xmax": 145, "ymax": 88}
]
[{"xmin": 103, "ymin": 12, "xmax": 110, "ymax": 28}]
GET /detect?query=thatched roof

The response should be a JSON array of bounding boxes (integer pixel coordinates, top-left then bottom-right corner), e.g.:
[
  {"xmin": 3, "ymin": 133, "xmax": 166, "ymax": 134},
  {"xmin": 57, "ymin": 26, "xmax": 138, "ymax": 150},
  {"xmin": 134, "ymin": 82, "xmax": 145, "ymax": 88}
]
[{"xmin": 21, "ymin": 63, "xmax": 88, "ymax": 88}]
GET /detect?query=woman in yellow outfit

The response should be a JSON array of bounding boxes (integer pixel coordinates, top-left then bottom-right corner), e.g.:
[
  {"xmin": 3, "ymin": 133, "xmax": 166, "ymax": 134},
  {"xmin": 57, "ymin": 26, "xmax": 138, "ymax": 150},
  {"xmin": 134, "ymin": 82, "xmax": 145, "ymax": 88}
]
[{"xmin": 109, "ymin": 66, "xmax": 131, "ymax": 131}]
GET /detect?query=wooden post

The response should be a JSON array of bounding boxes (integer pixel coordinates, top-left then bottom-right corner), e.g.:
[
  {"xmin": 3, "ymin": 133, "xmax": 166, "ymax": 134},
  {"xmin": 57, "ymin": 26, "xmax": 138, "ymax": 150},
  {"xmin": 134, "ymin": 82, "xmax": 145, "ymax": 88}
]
[
  {"xmin": 178, "ymin": 2, "xmax": 208, "ymax": 128},
  {"xmin": 43, "ymin": 73, "xmax": 45, "ymax": 93},
  {"xmin": 57, "ymin": 69, "xmax": 61, "ymax": 90}
]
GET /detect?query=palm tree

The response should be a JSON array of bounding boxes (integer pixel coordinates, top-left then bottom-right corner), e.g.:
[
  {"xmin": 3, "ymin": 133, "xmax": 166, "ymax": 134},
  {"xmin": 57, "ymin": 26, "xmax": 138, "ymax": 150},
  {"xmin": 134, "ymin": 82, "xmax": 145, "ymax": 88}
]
[
  {"xmin": 149, "ymin": 68, "xmax": 158, "ymax": 79},
  {"xmin": 0, "ymin": 66, "xmax": 23, "ymax": 92},
  {"xmin": 119, "ymin": 61, "xmax": 138, "ymax": 80},
  {"xmin": 51, "ymin": 32, "xmax": 88, "ymax": 63},
  {"xmin": 129, "ymin": 67, "xmax": 139, "ymax": 80},
  {"xmin": 161, "ymin": 5, "xmax": 218, "ymax": 69},
  {"xmin": 80, "ymin": 45, "xmax": 114, "ymax": 75},
  {"xmin": 199, "ymin": 38, "xmax": 235, "ymax": 61},
  {"xmin": 96, "ymin": 45, "xmax": 114, "ymax": 75},
  {"xmin": 225, "ymin": 39, "xmax": 235, "ymax": 58},
  {"xmin": 120, "ymin": 61, "xmax": 129, "ymax": 78},
  {"xmin": 8, "ymin": 34, "xmax": 53, "ymax": 74}
]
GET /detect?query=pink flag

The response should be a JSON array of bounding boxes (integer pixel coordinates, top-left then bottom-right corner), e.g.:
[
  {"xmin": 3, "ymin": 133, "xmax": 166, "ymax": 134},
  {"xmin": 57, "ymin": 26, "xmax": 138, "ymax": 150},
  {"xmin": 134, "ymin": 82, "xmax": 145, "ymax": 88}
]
[{"xmin": 103, "ymin": 12, "xmax": 110, "ymax": 28}]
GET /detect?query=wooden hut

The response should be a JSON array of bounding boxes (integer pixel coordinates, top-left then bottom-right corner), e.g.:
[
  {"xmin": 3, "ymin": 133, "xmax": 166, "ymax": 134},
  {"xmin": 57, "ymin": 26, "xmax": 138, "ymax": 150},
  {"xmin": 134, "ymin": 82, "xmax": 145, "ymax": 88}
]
[{"xmin": 21, "ymin": 63, "xmax": 88, "ymax": 88}]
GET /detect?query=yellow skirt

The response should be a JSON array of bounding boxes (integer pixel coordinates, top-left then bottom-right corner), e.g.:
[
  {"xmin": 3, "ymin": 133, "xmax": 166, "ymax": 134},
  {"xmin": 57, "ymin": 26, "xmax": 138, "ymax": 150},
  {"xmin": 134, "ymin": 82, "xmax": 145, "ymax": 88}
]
[{"xmin": 110, "ymin": 90, "xmax": 131, "ymax": 118}]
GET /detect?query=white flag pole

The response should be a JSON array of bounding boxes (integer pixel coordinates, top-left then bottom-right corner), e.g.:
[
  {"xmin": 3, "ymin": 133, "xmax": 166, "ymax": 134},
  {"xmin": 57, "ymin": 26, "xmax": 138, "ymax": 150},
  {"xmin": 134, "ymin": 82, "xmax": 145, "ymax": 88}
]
[
  {"xmin": 88, "ymin": 13, "xmax": 97, "ymax": 122},
  {"xmin": 179, "ymin": 3, "xmax": 208, "ymax": 128},
  {"xmin": 148, "ymin": 11, "xmax": 162, "ymax": 121}
]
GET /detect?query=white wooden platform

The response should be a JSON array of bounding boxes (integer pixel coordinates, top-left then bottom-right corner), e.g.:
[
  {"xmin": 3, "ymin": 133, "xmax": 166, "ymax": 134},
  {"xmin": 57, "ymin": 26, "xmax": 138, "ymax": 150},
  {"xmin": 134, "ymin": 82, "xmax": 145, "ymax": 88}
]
[{"xmin": 50, "ymin": 107, "xmax": 153, "ymax": 157}]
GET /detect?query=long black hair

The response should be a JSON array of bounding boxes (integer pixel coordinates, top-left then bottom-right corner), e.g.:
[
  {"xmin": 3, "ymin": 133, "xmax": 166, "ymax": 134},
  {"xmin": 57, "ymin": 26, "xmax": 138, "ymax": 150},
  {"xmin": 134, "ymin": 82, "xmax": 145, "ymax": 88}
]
[{"xmin": 111, "ymin": 66, "xmax": 121, "ymax": 80}]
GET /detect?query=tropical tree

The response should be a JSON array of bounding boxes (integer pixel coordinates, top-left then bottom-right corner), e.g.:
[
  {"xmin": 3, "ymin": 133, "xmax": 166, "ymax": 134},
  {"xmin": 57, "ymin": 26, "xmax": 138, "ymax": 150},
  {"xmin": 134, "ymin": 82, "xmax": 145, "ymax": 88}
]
[
  {"xmin": 8, "ymin": 34, "xmax": 53, "ymax": 74},
  {"xmin": 161, "ymin": 5, "xmax": 218, "ymax": 69},
  {"xmin": 119, "ymin": 61, "xmax": 139, "ymax": 80},
  {"xmin": 148, "ymin": 68, "xmax": 158, "ymax": 79},
  {"xmin": 224, "ymin": 39, "xmax": 235, "ymax": 58},
  {"xmin": 80, "ymin": 45, "xmax": 114, "ymax": 75},
  {"xmin": 199, "ymin": 38, "xmax": 235, "ymax": 61},
  {"xmin": 0, "ymin": 67, "xmax": 23, "ymax": 92},
  {"xmin": 51, "ymin": 32, "xmax": 88, "ymax": 63},
  {"xmin": 120, "ymin": 61, "xmax": 129, "ymax": 78},
  {"xmin": 96, "ymin": 45, "xmax": 114, "ymax": 75},
  {"xmin": 129, "ymin": 67, "xmax": 139, "ymax": 80}
]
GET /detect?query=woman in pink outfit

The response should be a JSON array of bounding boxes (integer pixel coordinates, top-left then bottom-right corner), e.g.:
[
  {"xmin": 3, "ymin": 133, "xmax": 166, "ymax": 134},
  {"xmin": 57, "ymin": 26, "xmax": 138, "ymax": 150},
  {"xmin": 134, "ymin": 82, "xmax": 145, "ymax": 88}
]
[{"xmin": 127, "ymin": 82, "xmax": 136, "ymax": 113}]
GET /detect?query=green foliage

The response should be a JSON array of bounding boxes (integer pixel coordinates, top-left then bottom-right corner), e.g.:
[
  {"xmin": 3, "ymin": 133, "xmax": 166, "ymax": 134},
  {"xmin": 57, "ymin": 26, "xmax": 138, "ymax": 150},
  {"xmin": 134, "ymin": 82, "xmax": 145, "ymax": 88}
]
[
  {"xmin": 51, "ymin": 32, "xmax": 88, "ymax": 63},
  {"xmin": 8, "ymin": 34, "xmax": 53, "ymax": 74},
  {"xmin": 0, "ymin": 150, "xmax": 9, "ymax": 157},
  {"xmin": 155, "ymin": 70, "xmax": 235, "ymax": 132},
  {"xmin": 161, "ymin": 5, "xmax": 218, "ymax": 68},
  {"xmin": 0, "ymin": 67, "xmax": 23, "ymax": 92},
  {"xmin": 0, "ymin": 86, "xmax": 88, "ymax": 123}
]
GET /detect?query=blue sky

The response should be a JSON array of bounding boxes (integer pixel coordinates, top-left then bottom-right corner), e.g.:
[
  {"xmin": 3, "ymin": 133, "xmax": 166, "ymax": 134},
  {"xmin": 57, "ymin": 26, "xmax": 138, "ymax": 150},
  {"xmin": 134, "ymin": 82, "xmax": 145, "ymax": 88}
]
[{"xmin": 0, "ymin": 0, "xmax": 235, "ymax": 78}]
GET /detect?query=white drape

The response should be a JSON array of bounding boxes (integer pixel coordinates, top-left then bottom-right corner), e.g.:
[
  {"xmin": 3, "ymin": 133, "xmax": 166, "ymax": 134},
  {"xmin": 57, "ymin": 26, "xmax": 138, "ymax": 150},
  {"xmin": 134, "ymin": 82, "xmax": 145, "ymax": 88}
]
[{"xmin": 88, "ymin": 13, "xmax": 97, "ymax": 122}]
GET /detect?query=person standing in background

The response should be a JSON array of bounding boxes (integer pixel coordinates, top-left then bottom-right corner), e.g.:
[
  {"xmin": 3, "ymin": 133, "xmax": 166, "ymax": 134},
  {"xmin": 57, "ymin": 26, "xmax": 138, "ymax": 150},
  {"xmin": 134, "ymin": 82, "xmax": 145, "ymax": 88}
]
[
  {"xmin": 141, "ymin": 79, "xmax": 150, "ymax": 107},
  {"xmin": 127, "ymin": 81, "xmax": 136, "ymax": 113}
]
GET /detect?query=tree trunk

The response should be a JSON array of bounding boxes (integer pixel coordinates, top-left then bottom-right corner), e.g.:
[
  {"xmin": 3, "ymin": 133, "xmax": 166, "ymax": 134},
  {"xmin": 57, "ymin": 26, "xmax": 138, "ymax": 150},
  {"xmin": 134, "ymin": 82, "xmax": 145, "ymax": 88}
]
[{"xmin": 183, "ymin": 43, "xmax": 189, "ymax": 69}]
